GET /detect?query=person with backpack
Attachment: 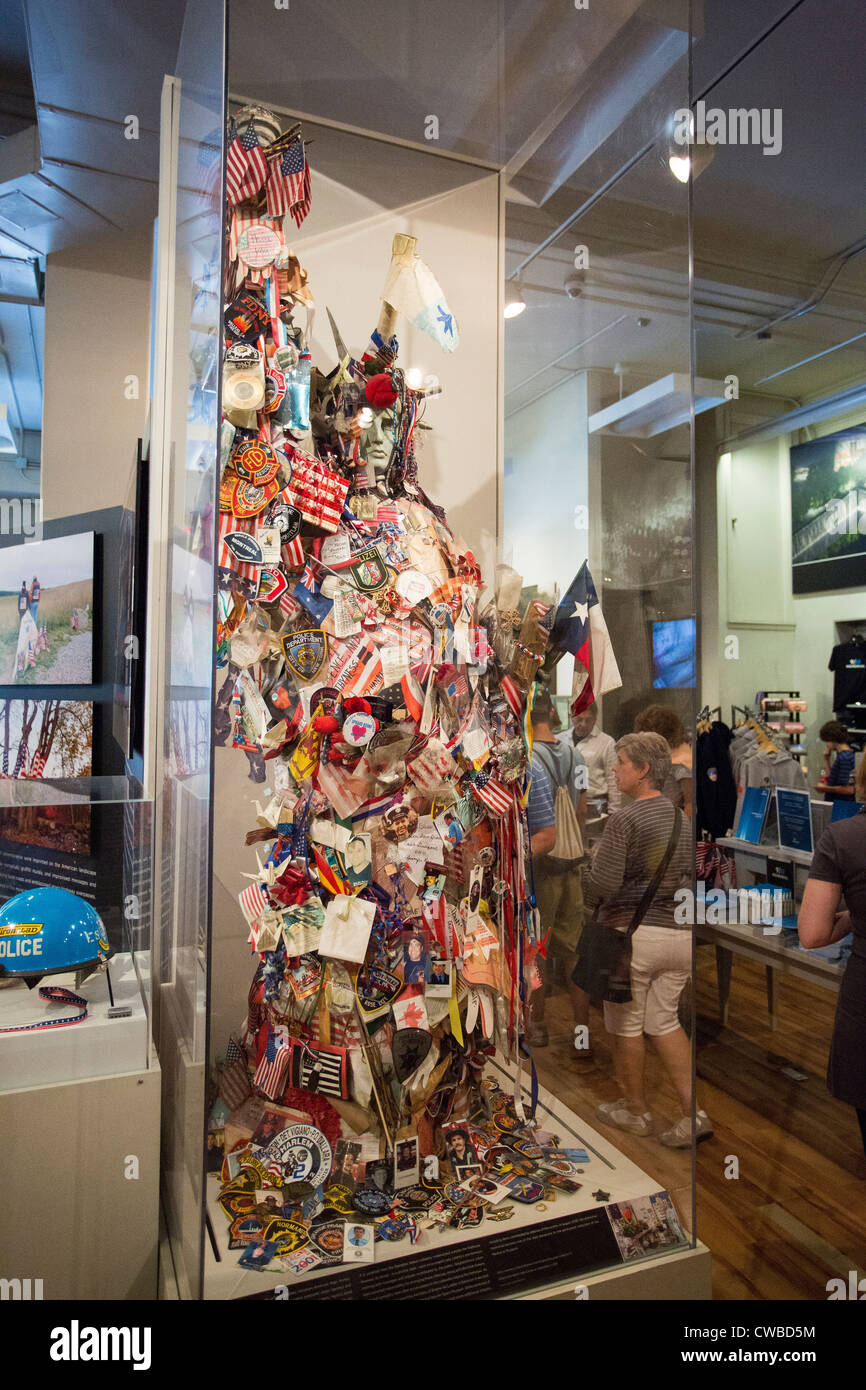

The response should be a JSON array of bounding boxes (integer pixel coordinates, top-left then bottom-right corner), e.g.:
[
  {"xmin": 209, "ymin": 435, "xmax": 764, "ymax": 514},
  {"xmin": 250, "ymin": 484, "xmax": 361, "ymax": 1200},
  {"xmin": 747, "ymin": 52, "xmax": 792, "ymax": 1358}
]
[{"xmin": 527, "ymin": 686, "xmax": 590, "ymax": 1056}]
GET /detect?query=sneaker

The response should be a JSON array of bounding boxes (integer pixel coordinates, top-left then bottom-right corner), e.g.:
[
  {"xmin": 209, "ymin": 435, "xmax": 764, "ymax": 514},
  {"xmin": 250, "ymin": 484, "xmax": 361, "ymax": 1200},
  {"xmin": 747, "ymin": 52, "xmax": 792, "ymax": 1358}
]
[
  {"xmin": 596, "ymin": 1100, "xmax": 653, "ymax": 1136},
  {"xmin": 527, "ymin": 1023, "xmax": 549, "ymax": 1048},
  {"xmin": 658, "ymin": 1110, "xmax": 714, "ymax": 1148}
]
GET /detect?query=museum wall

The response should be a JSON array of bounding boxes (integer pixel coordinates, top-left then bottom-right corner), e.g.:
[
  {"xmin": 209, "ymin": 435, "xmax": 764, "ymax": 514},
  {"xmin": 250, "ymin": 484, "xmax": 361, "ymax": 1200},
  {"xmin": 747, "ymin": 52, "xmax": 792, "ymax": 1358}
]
[
  {"xmin": 712, "ymin": 402, "xmax": 866, "ymax": 771},
  {"xmin": 41, "ymin": 226, "xmax": 153, "ymax": 522}
]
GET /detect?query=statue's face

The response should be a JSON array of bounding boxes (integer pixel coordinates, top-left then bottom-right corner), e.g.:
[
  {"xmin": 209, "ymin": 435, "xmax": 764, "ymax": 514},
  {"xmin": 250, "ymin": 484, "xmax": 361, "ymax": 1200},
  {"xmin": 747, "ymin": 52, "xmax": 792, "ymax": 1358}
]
[{"xmin": 360, "ymin": 403, "xmax": 398, "ymax": 476}]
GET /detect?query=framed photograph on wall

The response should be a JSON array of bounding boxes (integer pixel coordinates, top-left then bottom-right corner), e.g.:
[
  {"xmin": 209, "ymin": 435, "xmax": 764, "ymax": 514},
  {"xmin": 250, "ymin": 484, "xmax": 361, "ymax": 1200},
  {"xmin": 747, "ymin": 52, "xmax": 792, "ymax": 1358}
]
[
  {"xmin": 791, "ymin": 426, "xmax": 866, "ymax": 593},
  {"xmin": 0, "ymin": 532, "xmax": 95, "ymax": 684}
]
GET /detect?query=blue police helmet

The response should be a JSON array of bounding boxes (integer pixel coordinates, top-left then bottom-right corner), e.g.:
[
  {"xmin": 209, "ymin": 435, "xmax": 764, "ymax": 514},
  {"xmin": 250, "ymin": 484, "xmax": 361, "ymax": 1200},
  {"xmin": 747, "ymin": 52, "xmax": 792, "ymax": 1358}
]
[{"xmin": 0, "ymin": 886, "xmax": 110, "ymax": 982}]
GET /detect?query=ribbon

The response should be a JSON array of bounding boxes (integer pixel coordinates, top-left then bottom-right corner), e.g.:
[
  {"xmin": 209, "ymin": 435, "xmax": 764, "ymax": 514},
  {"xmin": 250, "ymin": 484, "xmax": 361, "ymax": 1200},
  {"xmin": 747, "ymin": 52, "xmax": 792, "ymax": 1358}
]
[{"xmin": 0, "ymin": 985, "xmax": 88, "ymax": 1034}]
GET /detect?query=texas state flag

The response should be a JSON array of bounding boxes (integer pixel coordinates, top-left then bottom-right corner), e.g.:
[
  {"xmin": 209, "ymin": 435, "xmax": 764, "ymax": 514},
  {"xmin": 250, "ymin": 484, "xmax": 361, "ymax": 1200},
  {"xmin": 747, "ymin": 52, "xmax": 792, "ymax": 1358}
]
[{"xmin": 548, "ymin": 561, "xmax": 622, "ymax": 714}]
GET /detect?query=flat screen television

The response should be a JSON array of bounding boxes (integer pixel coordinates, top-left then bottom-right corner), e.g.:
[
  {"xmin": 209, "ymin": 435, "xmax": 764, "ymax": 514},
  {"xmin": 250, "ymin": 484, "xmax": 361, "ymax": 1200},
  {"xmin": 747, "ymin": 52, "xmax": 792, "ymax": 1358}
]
[{"xmin": 652, "ymin": 618, "xmax": 696, "ymax": 689}]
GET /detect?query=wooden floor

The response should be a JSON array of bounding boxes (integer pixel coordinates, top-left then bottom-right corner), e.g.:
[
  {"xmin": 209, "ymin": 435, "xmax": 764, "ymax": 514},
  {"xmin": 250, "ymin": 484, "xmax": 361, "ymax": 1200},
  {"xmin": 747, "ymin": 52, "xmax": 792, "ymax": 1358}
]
[{"xmin": 532, "ymin": 947, "xmax": 866, "ymax": 1300}]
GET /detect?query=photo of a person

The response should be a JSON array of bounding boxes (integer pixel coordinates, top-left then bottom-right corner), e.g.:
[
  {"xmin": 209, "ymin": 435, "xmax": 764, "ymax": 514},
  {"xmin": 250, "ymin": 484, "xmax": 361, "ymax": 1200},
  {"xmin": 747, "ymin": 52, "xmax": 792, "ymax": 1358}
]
[
  {"xmin": 254, "ymin": 1192, "xmax": 283, "ymax": 1222},
  {"xmin": 396, "ymin": 1139, "xmax": 418, "ymax": 1171},
  {"xmin": 29, "ymin": 577, "xmax": 40, "ymax": 622},
  {"xmin": 349, "ymin": 1225, "xmax": 369, "ymax": 1248},
  {"xmin": 238, "ymin": 1239, "xmax": 277, "ymax": 1270},
  {"xmin": 468, "ymin": 865, "xmax": 482, "ymax": 914},
  {"xmin": 402, "ymin": 933, "xmax": 431, "ymax": 984},
  {"xmin": 444, "ymin": 1126, "xmax": 478, "ymax": 1170},
  {"xmin": 429, "ymin": 959, "xmax": 450, "ymax": 986},
  {"xmin": 441, "ymin": 811, "xmax": 463, "ymax": 845},
  {"xmin": 343, "ymin": 1221, "xmax": 374, "ymax": 1262}
]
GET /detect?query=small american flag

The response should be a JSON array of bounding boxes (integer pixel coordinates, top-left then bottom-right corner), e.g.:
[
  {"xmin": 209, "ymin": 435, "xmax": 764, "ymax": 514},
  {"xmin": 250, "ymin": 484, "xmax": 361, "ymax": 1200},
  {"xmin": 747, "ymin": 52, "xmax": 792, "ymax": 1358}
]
[
  {"xmin": 226, "ymin": 124, "xmax": 268, "ymax": 206},
  {"xmin": 254, "ymin": 1025, "xmax": 291, "ymax": 1100},
  {"xmin": 500, "ymin": 674, "xmax": 523, "ymax": 720},
  {"xmin": 218, "ymin": 1055, "xmax": 252, "ymax": 1111},
  {"xmin": 445, "ymin": 672, "xmax": 468, "ymax": 702},
  {"xmin": 239, "ymin": 882, "xmax": 270, "ymax": 926},
  {"xmin": 473, "ymin": 775, "xmax": 513, "ymax": 818},
  {"xmin": 266, "ymin": 139, "xmax": 309, "ymax": 225}
]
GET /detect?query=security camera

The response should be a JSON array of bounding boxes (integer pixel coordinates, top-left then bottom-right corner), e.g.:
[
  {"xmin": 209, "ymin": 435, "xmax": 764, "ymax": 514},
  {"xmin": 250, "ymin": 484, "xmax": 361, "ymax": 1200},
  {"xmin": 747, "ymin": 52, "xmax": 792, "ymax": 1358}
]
[{"xmin": 564, "ymin": 274, "xmax": 585, "ymax": 300}]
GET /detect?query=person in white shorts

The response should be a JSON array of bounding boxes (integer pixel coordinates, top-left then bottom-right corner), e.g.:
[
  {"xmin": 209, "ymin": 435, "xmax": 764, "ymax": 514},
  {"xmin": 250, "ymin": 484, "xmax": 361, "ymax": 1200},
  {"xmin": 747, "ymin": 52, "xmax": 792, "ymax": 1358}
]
[{"xmin": 581, "ymin": 731, "xmax": 712, "ymax": 1147}]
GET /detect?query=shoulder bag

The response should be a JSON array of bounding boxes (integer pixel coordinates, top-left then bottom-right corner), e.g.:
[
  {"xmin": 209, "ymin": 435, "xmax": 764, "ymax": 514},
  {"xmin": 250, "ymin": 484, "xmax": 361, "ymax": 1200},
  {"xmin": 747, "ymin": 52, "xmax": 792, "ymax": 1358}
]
[{"xmin": 572, "ymin": 806, "xmax": 683, "ymax": 1004}]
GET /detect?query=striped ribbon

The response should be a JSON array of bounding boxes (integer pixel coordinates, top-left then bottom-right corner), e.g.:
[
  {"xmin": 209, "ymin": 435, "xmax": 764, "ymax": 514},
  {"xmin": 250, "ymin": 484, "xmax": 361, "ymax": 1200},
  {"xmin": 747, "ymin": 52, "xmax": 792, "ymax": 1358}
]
[{"xmin": 0, "ymin": 986, "xmax": 88, "ymax": 1034}]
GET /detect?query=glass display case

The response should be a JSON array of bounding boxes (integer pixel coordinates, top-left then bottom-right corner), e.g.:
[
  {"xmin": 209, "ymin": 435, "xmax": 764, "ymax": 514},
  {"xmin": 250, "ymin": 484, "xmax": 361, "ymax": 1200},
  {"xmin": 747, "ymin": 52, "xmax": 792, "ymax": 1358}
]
[{"xmin": 147, "ymin": 0, "xmax": 707, "ymax": 1302}]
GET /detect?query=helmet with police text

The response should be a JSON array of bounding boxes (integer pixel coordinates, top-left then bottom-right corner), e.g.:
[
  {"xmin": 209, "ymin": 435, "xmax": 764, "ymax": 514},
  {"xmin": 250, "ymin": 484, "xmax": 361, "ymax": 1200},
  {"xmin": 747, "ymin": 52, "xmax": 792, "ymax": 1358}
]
[{"xmin": 0, "ymin": 886, "xmax": 111, "ymax": 985}]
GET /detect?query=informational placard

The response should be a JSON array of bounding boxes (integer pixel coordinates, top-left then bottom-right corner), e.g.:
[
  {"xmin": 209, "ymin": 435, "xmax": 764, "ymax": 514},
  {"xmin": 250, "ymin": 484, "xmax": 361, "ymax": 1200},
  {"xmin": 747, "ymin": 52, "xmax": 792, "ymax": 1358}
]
[
  {"xmin": 776, "ymin": 788, "xmax": 814, "ymax": 854},
  {"xmin": 766, "ymin": 856, "xmax": 795, "ymax": 893},
  {"xmin": 736, "ymin": 787, "xmax": 771, "ymax": 843}
]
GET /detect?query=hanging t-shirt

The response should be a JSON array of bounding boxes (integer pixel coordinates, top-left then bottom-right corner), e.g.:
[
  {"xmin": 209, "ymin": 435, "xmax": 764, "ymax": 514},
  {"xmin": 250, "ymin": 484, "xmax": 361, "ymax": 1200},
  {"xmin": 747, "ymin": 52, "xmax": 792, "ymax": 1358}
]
[{"xmin": 829, "ymin": 640, "xmax": 866, "ymax": 712}]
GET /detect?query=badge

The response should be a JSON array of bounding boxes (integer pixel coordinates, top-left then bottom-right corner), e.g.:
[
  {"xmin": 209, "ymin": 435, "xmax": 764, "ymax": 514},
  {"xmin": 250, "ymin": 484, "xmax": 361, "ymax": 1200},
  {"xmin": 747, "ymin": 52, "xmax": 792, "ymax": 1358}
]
[
  {"xmin": 261, "ymin": 1217, "xmax": 309, "ymax": 1255},
  {"xmin": 342, "ymin": 712, "xmax": 378, "ymax": 746},
  {"xmin": 322, "ymin": 1183, "xmax": 355, "ymax": 1217},
  {"xmin": 592, "ymin": 1189, "xmax": 611, "ymax": 1202},
  {"xmin": 232, "ymin": 439, "xmax": 281, "ymax": 487},
  {"xmin": 493, "ymin": 1109, "xmax": 521, "ymax": 1134},
  {"xmin": 222, "ymin": 530, "xmax": 264, "ymax": 566},
  {"xmin": 502, "ymin": 1176, "xmax": 545, "ymax": 1204},
  {"xmin": 349, "ymin": 545, "xmax": 390, "ymax": 593},
  {"xmin": 263, "ymin": 1124, "xmax": 333, "ymax": 1188},
  {"xmin": 357, "ymin": 966, "xmax": 401, "ymax": 1018},
  {"xmin": 483, "ymin": 1146, "xmax": 518, "ymax": 1174},
  {"xmin": 257, "ymin": 568, "xmax": 289, "ymax": 604},
  {"xmin": 225, "ymin": 341, "xmax": 262, "ymax": 367},
  {"xmin": 485, "ymin": 1204, "xmax": 514, "ymax": 1223},
  {"xmin": 272, "ymin": 502, "xmax": 301, "ymax": 542},
  {"xmin": 282, "ymin": 629, "xmax": 328, "ymax": 681},
  {"xmin": 400, "ymin": 1189, "xmax": 439, "ymax": 1212},
  {"xmin": 353, "ymin": 1187, "xmax": 393, "ymax": 1217},
  {"xmin": 307, "ymin": 1220, "xmax": 347, "ymax": 1265},
  {"xmin": 227, "ymin": 1213, "xmax": 267, "ymax": 1249},
  {"xmin": 391, "ymin": 1027, "xmax": 433, "ymax": 1083},
  {"xmin": 265, "ymin": 367, "xmax": 287, "ymax": 414},
  {"xmin": 218, "ymin": 1190, "xmax": 258, "ymax": 1221},
  {"xmin": 510, "ymin": 1137, "xmax": 543, "ymax": 1160},
  {"xmin": 377, "ymin": 1218, "xmax": 409, "ymax": 1241},
  {"xmin": 224, "ymin": 290, "xmax": 269, "ymax": 343},
  {"xmin": 236, "ymin": 223, "xmax": 282, "ymax": 269},
  {"xmin": 449, "ymin": 1204, "xmax": 483, "ymax": 1229},
  {"xmin": 225, "ymin": 475, "xmax": 280, "ymax": 519}
]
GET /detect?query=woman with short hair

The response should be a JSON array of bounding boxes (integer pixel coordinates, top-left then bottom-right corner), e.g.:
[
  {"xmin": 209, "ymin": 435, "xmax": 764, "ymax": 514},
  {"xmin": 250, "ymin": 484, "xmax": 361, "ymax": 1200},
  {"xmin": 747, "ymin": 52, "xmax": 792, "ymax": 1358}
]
[
  {"xmin": 578, "ymin": 731, "xmax": 712, "ymax": 1147},
  {"xmin": 634, "ymin": 704, "xmax": 693, "ymax": 819}
]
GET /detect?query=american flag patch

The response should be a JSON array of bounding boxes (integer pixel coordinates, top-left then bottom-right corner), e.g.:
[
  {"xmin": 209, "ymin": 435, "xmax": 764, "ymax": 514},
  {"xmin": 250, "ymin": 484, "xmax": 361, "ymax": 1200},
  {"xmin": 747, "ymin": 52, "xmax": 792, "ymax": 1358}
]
[
  {"xmin": 280, "ymin": 450, "xmax": 349, "ymax": 535},
  {"xmin": 285, "ymin": 1037, "xmax": 349, "ymax": 1099}
]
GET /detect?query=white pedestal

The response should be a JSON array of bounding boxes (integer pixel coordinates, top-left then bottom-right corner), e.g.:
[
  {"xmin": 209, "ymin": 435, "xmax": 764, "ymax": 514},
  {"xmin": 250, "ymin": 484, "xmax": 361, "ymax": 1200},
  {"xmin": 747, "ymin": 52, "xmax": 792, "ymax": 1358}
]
[
  {"xmin": 0, "ymin": 952, "xmax": 147, "ymax": 1092},
  {"xmin": 0, "ymin": 1056, "xmax": 161, "ymax": 1300}
]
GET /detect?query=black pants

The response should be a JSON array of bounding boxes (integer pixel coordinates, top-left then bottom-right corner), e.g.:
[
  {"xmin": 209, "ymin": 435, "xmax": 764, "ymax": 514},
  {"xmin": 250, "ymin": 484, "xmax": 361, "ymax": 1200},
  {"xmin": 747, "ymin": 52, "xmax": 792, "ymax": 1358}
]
[{"xmin": 857, "ymin": 1108, "xmax": 866, "ymax": 1161}]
